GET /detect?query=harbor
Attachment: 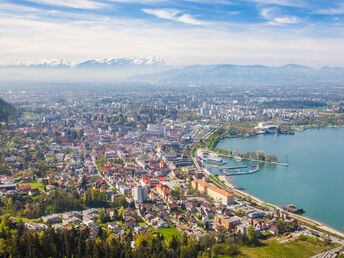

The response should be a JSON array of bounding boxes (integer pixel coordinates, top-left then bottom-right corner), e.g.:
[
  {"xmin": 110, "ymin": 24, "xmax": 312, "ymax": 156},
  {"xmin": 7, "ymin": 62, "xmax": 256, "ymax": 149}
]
[
  {"xmin": 198, "ymin": 150, "xmax": 261, "ymax": 176},
  {"xmin": 215, "ymin": 127, "xmax": 344, "ymax": 234}
]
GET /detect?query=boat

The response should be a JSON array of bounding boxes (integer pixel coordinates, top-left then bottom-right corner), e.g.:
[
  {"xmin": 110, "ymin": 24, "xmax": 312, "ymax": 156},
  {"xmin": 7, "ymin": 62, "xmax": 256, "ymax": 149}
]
[
  {"xmin": 207, "ymin": 153, "xmax": 226, "ymax": 164},
  {"xmin": 234, "ymin": 156, "xmax": 242, "ymax": 161}
]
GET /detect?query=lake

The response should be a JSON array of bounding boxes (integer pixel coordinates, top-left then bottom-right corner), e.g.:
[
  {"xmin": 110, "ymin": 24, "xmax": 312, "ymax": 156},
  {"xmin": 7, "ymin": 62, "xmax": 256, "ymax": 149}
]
[{"xmin": 215, "ymin": 127, "xmax": 344, "ymax": 233}]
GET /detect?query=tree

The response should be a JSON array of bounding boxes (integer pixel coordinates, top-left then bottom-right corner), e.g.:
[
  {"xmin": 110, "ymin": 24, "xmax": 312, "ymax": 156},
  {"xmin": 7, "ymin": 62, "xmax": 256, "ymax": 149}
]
[
  {"xmin": 247, "ymin": 226, "xmax": 259, "ymax": 246},
  {"xmin": 266, "ymin": 155, "xmax": 277, "ymax": 162},
  {"xmin": 168, "ymin": 235, "xmax": 179, "ymax": 250},
  {"xmin": 97, "ymin": 209, "xmax": 110, "ymax": 224}
]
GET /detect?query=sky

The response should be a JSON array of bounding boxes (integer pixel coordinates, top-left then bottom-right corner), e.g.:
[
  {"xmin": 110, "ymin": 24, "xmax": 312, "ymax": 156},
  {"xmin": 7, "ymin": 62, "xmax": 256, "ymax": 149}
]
[{"xmin": 0, "ymin": 0, "xmax": 344, "ymax": 67}]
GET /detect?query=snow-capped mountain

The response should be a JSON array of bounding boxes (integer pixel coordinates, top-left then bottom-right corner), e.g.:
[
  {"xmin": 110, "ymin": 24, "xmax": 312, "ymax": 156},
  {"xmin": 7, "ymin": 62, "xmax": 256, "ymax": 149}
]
[
  {"xmin": 0, "ymin": 56, "xmax": 166, "ymax": 68},
  {"xmin": 77, "ymin": 56, "xmax": 166, "ymax": 68},
  {"xmin": 6, "ymin": 59, "xmax": 72, "ymax": 68}
]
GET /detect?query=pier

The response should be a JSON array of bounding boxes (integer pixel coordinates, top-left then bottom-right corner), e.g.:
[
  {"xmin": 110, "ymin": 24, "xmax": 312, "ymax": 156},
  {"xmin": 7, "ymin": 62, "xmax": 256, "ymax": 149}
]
[
  {"xmin": 223, "ymin": 165, "xmax": 260, "ymax": 176},
  {"xmin": 206, "ymin": 165, "xmax": 248, "ymax": 170},
  {"xmin": 215, "ymin": 152, "xmax": 289, "ymax": 166}
]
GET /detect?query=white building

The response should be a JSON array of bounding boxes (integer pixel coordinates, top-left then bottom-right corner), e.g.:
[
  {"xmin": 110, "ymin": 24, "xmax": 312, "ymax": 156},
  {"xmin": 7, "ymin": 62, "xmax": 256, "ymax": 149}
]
[{"xmin": 132, "ymin": 186, "xmax": 147, "ymax": 203}]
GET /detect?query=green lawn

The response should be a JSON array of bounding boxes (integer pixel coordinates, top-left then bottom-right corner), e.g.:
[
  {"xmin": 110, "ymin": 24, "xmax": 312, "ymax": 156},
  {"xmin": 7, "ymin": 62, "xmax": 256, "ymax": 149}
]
[
  {"xmin": 10, "ymin": 216, "xmax": 38, "ymax": 223},
  {"xmin": 158, "ymin": 227, "xmax": 183, "ymax": 241},
  {"xmin": 223, "ymin": 239, "xmax": 339, "ymax": 258},
  {"xmin": 209, "ymin": 175, "xmax": 229, "ymax": 189},
  {"xmin": 18, "ymin": 182, "xmax": 45, "ymax": 192}
]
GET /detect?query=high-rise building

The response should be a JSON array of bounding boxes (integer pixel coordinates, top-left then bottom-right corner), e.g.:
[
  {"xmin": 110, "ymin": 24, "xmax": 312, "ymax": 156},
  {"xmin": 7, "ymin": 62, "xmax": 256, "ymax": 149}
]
[{"xmin": 132, "ymin": 186, "xmax": 147, "ymax": 203}]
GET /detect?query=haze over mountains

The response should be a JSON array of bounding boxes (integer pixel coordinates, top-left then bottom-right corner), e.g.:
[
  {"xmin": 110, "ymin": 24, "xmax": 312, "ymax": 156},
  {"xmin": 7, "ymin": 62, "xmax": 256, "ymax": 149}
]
[{"xmin": 1, "ymin": 56, "xmax": 344, "ymax": 87}]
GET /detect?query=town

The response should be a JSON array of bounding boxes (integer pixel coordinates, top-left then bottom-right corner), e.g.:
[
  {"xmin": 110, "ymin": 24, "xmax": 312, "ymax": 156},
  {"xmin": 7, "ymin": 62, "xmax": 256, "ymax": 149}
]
[{"xmin": 0, "ymin": 85, "xmax": 344, "ymax": 257}]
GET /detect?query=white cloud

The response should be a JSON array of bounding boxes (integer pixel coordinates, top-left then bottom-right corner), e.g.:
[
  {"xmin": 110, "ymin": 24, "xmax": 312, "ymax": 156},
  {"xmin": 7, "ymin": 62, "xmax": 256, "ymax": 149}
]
[
  {"xmin": 260, "ymin": 8, "xmax": 300, "ymax": 25},
  {"xmin": 0, "ymin": 3, "xmax": 39, "ymax": 12},
  {"xmin": 25, "ymin": 0, "xmax": 108, "ymax": 9},
  {"xmin": 247, "ymin": 0, "xmax": 304, "ymax": 7},
  {"xmin": 142, "ymin": 8, "xmax": 209, "ymax": 25},
  {"xmin": 0, "ymin": 5, "xmax": 343, "ymax": 68},
  {"xmin": 314, "ymin": 3, "xmax": 344, "ymax": 15}
]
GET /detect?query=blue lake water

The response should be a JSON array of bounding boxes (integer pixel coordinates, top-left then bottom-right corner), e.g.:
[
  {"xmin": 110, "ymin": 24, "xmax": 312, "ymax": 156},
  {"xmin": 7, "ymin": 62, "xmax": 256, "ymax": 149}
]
[{"xmin": 215, "ymin": 127, "xmax": 344, "ymax": 232}]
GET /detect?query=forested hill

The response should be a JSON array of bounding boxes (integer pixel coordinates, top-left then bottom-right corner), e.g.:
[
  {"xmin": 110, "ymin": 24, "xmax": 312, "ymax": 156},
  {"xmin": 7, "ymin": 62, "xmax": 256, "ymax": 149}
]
[{"xmin": 0, "ymin": 98, "xmax": 16, "ymax": 122}]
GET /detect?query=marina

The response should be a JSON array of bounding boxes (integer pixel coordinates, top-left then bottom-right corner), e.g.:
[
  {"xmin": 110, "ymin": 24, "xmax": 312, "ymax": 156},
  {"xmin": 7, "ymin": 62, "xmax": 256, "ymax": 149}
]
[{"xmin": 215, "ymin": 127, "xmax": 344, "ymax": 233}]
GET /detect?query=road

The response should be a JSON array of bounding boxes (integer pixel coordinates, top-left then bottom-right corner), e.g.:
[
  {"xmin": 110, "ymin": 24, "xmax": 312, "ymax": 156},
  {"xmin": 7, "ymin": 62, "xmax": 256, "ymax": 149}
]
[
  {"xmin": 92, "ymin": 155, "xmax": 113, "ymax": 189},
  {"xmin": 311, "ymin": 246, "xmax": 343, "ymax": 258}
]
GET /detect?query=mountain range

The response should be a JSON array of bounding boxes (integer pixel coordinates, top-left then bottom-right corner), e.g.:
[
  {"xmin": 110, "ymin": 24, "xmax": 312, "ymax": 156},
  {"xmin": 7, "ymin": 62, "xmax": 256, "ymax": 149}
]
[
  {"xmin": 129, "ymin": 64, "xmax": 344, "ymax": 87},
  {"xmin": 2, "ymin": 56, "xmax": 166, "ymax": 68},
  {"xmin": 1, "ymin": 57, "xmax": 344, "ymax": 87}
]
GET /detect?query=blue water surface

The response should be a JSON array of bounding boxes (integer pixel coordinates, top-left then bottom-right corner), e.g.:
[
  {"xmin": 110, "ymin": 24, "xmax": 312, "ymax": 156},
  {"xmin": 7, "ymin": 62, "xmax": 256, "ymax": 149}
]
[{"xmin": 215, "ymin": 127, "xmax": 344, "ymax": 232}]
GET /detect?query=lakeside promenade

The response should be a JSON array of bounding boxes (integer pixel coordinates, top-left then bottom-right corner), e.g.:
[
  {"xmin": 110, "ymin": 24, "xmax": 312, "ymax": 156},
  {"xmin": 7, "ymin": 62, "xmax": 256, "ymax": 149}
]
[{"xmin": 220, "ymin": 175, "xmax": 344, "ymax": 240}]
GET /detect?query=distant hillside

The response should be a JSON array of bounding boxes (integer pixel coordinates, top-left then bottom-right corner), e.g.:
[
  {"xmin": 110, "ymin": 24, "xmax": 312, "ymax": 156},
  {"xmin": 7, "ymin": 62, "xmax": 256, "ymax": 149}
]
[
  {"xmin": 0, "ymin": 98, "xmax": 16, "ymax": 122},
  {"xmin": 129, "ymin": 64, "xmax": 344, "ymax": 87}
]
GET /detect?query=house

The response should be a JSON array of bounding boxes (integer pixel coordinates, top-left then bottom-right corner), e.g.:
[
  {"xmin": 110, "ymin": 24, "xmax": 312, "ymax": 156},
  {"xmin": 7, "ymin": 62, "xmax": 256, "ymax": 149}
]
[
  {"xmin": 42, "ymin": 214, "xmax": 62, "ymax": 224},
  {"xmin": 28, "ymin": 188, "xmax": 40, "ymax": 196},
  {"xmin": 215, "ymin": 215, "xmax": 241, "ymax": 230},
  {"xmin": 63, "ymin": 211, "xmax": 82, "ymax": 220},
  {"xmin": 83, "ymin": 209, "xmax": 99, "ymax": 218},
  {"xmin": 134, "ymin": 225, "xmax": 148, "ymax": 234},
  {"xmin": 24, "ymin": 222, "xmax": 48, "ymax": 231},
  {"xmin": 18, "ymin": 185, "xmax": 31, "ymax": 192},
  {"xmin": 157, "ymin": 220, "xmax": 169, "ymax": 229},
  {"xmin": 63, "ymin": 217, "xmax": 82, "ymax": 225},
  {"xmin": 83, "ymin": 220, "xmax": 94, "ymax": 227},
  {"xmin": 270, "ymin": 226, "xmax": 279, "ymax": 235},
  {"xmin": 46, "ymin": 185, "xmax": 56, "ymax": 191},
  {"xmin": 236, "ymin": 223, "xmax": 250, "ymax": 235},
  {"xmin": 108, "ymin": 223, "xmax": 125, "ymax": 235},
  {"xmin": 156, "ymin": 184, "xmax": 170, "ymax": 200}
]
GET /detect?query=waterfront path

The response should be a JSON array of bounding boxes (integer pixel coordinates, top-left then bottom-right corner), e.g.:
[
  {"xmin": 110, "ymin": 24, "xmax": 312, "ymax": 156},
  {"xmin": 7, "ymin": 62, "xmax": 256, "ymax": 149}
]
[
  {"xmin": 311, "ymin": 246, "xmax": 343, "ymax": 258},
  {"xmin": 220, "ymin": 176, "xmax": 344, "ymax": 240}
]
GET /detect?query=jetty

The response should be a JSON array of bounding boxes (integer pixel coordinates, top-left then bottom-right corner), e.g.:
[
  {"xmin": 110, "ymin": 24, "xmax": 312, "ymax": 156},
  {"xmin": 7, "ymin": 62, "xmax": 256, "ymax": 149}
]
[
  {"xmin": 223, "ymin": 165, "xmax": 260, "ymax": 176},
  {"xmin": 206, "ymin": 165, "xmax": 247, "ymax": 170},
  {"xmin": 216, "ymin": 153, "xmax": 289, "ymax": 166}
]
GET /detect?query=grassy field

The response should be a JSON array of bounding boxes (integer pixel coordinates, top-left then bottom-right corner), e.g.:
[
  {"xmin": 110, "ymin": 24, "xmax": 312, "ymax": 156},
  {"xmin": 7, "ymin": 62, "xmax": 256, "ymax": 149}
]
[
  {"xmin": 218, "ymin": 239, "xmax": 339, "ymax": 258},
  {"xmin": 209, "ymin": 175, "xmax": 229, "ymax": 189},
  {"xmin": 18, "ymin": 182, "xmax": 45, "ymax": 192},
  {"xmin": 158, "ymin": 227, "xmax": 183, "ymax": 241},
  {"xmin": 10, "ymin": 216, "xmax": 38, "ymax": 223}
]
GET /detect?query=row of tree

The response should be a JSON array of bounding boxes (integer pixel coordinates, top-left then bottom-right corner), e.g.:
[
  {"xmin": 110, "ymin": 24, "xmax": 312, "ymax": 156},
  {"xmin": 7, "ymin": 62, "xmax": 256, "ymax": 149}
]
[
  {"xmin": 0, "ymin": 189, "xmax": 128, "ymax": 219},
  {"xmin": 0, "ymin": 214, "xmax": 262, "ymax": 258}
]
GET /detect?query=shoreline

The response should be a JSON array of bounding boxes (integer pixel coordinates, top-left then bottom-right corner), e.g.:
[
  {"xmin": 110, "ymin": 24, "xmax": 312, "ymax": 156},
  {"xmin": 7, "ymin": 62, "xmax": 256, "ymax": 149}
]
[
  {"xmin": 220, "ymin": 175, "xmax": 344, "ymax": 239},
  {"xmin": 203, "ymin": 127, "xmax": 344, "ymax": 239},
  {"xmin": 216, "ymin": 152, "xmax": 288, "ymax": 166}
]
